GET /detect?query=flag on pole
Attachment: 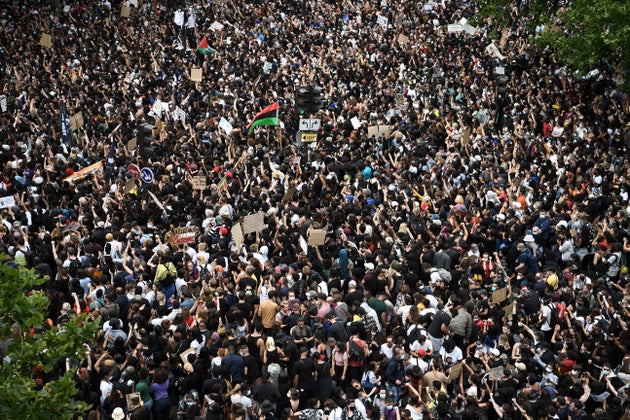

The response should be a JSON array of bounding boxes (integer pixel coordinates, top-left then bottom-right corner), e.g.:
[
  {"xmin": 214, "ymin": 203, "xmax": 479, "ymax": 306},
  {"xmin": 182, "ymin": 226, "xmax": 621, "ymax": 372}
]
[
  {"xmin": 59, "ymin": 102, "xmax": 75, "ymax": 147},
  {"xmin": 197, "ymin": 35, "xmax": 216, "ymax": 54},
  {"xmin": 246, "ymin": 102, "xmax": 279, "ymax": 135}
]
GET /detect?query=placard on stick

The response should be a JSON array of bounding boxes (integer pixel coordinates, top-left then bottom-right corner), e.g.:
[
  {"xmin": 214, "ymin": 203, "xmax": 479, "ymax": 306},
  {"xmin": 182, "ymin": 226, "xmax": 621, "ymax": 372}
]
[
  {"xmin": 191, "ymin": 68, "xmax": 203, "ymax": 82},
  {"xmin": 308, "ymin": 229, "xmax": 327, "ymax": 246},
  {"xmin": 492, "ymin": 287, "xmax": 507, "ymax": 304},
  {"xmin": 192, "ymin": 176, "xmax": 206, "ymax": 190},
  {"xmin": 216, "ymin": 177, "xmax": 228, "ymax": 195},
  {"xmin": 40, "ymin": 33, "xmax": 52, "ymax": 48},
  {"xmin": 242, "ymin": 212, "xmax": 265, "ymax": 234},
  {"xmin": 121, "ymin": 6, "xmax": 131, "ymax": 17}
]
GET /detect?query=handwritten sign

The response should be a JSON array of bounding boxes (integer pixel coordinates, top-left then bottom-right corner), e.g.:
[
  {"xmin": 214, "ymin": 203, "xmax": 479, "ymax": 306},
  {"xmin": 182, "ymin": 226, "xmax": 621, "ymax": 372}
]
[
  {"xmin": 191, "ymin": 68, "xmax": 203, "ymax": 82},
  {"xmin": 62, "ymin": 160, "xmax": 104, "ymax": 184},
  {"xmin": 216, "ymin": 177, "xmax": 228, "ymax": 195},
  {"xmin": 242, "ymin": 212, "xmax": 265, "ymax": 234},
  {"xmin": 121, "ymin": 6, "xmax": 131, "ymax": 17},
  {"xmin": 210, "ymin": 21, "xmax": 225, "ymax": 32},
  {"xmin": 447, "ymin": 24, "xmax": 463, "ymax": 33},
  {"xmin": 492, "ymin": 287, "xmax": 507, "ymax": 304},
  {"xmin": 308, "ymin": 229, "xmax": 327, "ymax": 246},
  {"xmin": 192, "ymin": 176, "xmax": 207, "ymax": 190},
  {"xmin": 377, "ymin": 15, "xmax": 388, "ymax": 27},
  {"xmin": 0, "ymin": 195, "xmax": 16, "ymax": 209},
  {"xmin": 487, "ymin": 366, "xmax": 504, "ymax": 382},
  {"xmin": 171, "ymin": 226, "xmax": 197, "ymax": 245}
]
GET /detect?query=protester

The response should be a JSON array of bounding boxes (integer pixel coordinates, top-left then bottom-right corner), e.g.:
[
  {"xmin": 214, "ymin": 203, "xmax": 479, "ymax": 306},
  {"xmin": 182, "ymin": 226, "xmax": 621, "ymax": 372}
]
[{"xmin": 2, "ymin": 0, "xmax": 630, "ymax": 419}]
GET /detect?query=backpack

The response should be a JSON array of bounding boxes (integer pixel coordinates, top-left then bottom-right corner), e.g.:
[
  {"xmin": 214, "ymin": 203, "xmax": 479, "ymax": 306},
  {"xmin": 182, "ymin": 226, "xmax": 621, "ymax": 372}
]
[
  {"xmin": 547, "ymin": 304, "xmax": 559, "ymax": 327},
  {"xmin": 199, "ymin": 264, "xmax": 211, "ymax": 282},
  {"xmin": 349, "ymin": 339, "xmax": 365, "ymax": 362},
  {"xmin": 68, "ymin": 258, "xmax": 83, "ymax": 278},
  {"xmin": 437, "ymin": 268, "xmax": 452, "ymax": 283}
]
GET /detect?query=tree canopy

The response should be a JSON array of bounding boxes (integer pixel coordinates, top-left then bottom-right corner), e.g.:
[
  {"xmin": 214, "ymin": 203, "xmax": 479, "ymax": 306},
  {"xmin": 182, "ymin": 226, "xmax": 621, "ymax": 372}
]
[
  {"xmin": 0, "ymin": 257, "xmax": 97, "ymax": 418},
  {"xmin": 475, "ymin": 0, "xmax": 629, "ymax": 87}
]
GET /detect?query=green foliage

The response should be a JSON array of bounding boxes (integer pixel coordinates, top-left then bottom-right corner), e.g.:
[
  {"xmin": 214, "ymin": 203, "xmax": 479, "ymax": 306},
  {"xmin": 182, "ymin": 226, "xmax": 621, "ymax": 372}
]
[
  {"xmin": 475, "ymin": 0, "xmax": 630, "ymax": 88},
  {"xmin": 0, "ymin": 258, "xmax": 98, "ymax": 419}
]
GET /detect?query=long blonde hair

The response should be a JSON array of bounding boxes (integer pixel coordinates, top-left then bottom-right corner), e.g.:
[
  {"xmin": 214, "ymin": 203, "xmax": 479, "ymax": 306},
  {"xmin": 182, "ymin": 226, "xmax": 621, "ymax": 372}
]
[{"xmin": 265, "ymin": 336, "xmax": 276, "ymax": 351}]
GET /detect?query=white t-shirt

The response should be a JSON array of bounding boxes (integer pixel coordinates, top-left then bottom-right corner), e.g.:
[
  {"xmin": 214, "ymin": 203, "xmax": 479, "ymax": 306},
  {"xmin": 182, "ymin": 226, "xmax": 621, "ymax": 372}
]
[{"xmin": 439, "ymin": 346, "xmax": 463, "ymax": 366}]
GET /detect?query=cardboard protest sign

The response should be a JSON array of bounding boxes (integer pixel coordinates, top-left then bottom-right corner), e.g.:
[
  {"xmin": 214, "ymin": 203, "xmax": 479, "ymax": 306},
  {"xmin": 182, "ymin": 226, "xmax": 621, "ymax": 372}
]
[
  {"xmin": 397, "ymin": 34, "xmax": 409, "ymax": 46},
  {"xmin": 492, "ymin": 287, "xmax": 507, "ymax": 304},
  {"xmin": 210, "ymin": 21, "xmax": 225, "ymax": 31},
  {"xmin": 503, "ymin": 302, "xmax": 514, "ymax": 321},
  {"xmin": 40, "ymin": 33, "xmax": 52, "ymax": 48},
  {"xmin": 191, "ymin": 68, "xmax": 203, "ymax": 82},
  {"xmin": 121, "ymin": 6, "xmax": 131, "ymax": 17},
  {"xmin": 171, "ymin": 226, "xmax": 197, "ymax": 245},
  {"xmin": 63, "ymin": 160, "xmax": 104, "ymax": 184},
  {"xmin": 282, "ymin": 187, "xmax": 297, "ymax": 203},
  {"xmin": 70, "ymin": 112, "xmax": 84, "ymax": 131},
  {"xmin": 487, "ymin": 366, "xmax": 504, "ymax": 381},
  {"xmin": 242, "ymin": 212, "xmax": 265, "ymax": 234},
  {"xmin": 127, "ymin": 137, "xmax": 137, "ymax": 151},
  {"xmin": 378, "ymin": 125, "xmax": 392, "ymax": 138},
  {"xmin": 192, "ymin": 176, "xmax": 206, "ymax": 190},
  {"xmin": 124, "ymin": 178, "xmax": 137, "ymax": 194},
  {"xmin": 308, "ymin": 229, "xmax": 327, "ymax": 246},
  {"xmin": 231, "ymin": 223, "xmax": 244, "ymax": 248},
  {"xmin": 367, "ymin": 125, "xmax": 379, "ymax": 138},
  {"xmin": 216, "ymin": 177, "xmax": 228, "ymax": 195}
]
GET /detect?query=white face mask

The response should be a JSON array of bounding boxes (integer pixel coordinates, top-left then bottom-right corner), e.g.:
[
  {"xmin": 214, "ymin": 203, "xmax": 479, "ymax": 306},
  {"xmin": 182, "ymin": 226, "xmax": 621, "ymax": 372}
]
[{"xmin": 379, "ymin": 393, "xmax": 386, "ymax": 399}]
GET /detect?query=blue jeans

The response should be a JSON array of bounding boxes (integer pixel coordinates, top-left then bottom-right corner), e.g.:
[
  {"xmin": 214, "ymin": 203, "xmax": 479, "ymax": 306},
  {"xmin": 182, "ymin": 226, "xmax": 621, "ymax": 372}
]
[
  {"xmin": 386, "ymin": 382, "xmax": 401, "ymax": 405},
  {"xmin": 153, "ymin": 396, "xmax": 171, "ymax": 420}
]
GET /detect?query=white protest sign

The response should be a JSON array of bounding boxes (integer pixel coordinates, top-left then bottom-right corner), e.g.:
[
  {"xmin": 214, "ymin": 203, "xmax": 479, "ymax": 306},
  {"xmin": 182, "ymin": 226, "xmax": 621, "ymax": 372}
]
[
  {"xmin": 210, "ymin": 21, "xmax": 225, "ymax": 32},
  {"xmin": 463, "ymin": 24, "xmax": 477, "ymax": 35},
  {"xmin": 0, "ymin": 195, "xmax": 15, "ymax": 209},
  {"xmin": 174, "ymin": 10, "xmax": 185, "ymax": 26},
  {"xmin": 0, "ymin": 95, "xmax": 7, "ymax": 112},
  {"xmin": 485, "ymin": 43, "xmax": 506, "ymax": 60},
  {"xmin": 350, "ymin": 117, "xmax": 361, "ymax": 130},
  {"xmin": 495, "ymin": 66, "xmax": 505, "ymax": 75},
  {"xmin": 172, "ymin": 106, "xmax": 187, "ymax": 122},
  {"xmin": 447, "ymin": 24, "xmax": 463, "ymax": 33},
  {"xmin": 219, "ymin": 117, "xmax": 233, "ymax": 135},
  {"xmin": 377, "ymin": 15, "xmax": 388, "ymax": 27}
]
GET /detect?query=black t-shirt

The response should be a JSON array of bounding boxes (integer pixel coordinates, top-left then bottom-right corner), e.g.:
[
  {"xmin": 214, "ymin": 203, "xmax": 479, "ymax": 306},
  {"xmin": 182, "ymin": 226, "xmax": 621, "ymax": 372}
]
[
  {"xmin": 293, "ymin": 357, "xmax": 317, "ymax": 389},
  {"xmin": 427, "ymin": 311, "xmax": 451, "ymax": 338}
]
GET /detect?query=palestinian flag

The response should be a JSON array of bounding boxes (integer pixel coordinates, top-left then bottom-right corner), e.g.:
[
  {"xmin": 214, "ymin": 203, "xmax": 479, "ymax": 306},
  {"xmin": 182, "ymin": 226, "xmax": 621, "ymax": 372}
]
[
  {"xmin": 246, "ymin": 102, "xmax": 279, "ymax": 134},
  {"xmin": 197, "ymin": 35, "xmax": 216, "ymax": 55}
]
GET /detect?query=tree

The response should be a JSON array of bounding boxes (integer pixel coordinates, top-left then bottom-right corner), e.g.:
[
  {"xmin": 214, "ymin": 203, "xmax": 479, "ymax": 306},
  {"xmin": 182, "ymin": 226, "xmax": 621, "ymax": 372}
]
[
  {"xmin": 475, "ymin": 0, "xmax": 629, "ymax": 87},
  {"xmin": 0, "ymin": 257, "xmax": 98, "ymax": 418}
]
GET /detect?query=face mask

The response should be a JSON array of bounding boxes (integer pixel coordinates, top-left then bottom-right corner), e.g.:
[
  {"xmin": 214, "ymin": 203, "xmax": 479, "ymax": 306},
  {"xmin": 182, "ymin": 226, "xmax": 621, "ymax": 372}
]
[
  {"xmin": 379, "ymin": 393, "xmax": 386, "ymax": 399},
  {"xmin": 246, "ymin": 290, "xmax": 252, "ymax": 296},
  {"xmin": 546, "ymin": 367, "xmax": 552, "ymax": 373},
  {"xmin": 571, "ymin": 370, "xmax": 578, "ymax": 376},
  {"xmin": 386, "ymin": 405, "xmax": 394, "ymax": 410},
  {"xmin": 491, "ymin": 286, "xmax": 497, "ymax": 292},
  {"xmin": 287, "ymin": 392, "xmax": 292, "ymax": 398},
  {"xmin": 603, "ymin": 370, "xmax": 609, "ymax": 375},
  {"xmin": 186, "ymin": 401, "xmax": 194, "ymax": 406}
]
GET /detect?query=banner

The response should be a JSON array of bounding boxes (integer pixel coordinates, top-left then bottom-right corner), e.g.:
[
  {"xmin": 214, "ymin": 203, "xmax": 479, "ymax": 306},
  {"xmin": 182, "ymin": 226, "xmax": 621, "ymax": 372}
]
[{"xmin": 63, "ymin": 160, "xmax": 104, "ymax": 184}]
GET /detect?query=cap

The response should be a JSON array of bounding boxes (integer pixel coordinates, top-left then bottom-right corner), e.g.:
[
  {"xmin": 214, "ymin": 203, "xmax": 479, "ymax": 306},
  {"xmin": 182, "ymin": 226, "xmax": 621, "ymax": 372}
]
[
  {"xmin": 524, "ymin": 234, "xmax": 535, "ymax": 242},
  {"xmin": 418, "ymin": 348, "xmax": 426, "ymax": 357},
  {"xmin": 364, "ymin": 262, "xmax": 375, "ymax": 270},
  {"xmin": 490, "ymin": 348, "xmax": 500, "ymax": 357},
  {"xmin": 348, "ymin": 280, "xmax": 357, "ymax": 289},
  {"xmin": 112, "ymin": 407, "xmax": 125, "ymax": 420},
  {"xmin": 307, "ymin": 290, "xmax": 317, "ymax": 298},
  {"xmin": 515, "ymin": 362, "xmax": 526, "ymax": 371}
]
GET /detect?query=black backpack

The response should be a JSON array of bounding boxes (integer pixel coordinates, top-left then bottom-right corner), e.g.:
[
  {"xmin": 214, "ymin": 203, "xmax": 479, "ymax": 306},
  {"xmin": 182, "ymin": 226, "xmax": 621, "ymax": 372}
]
[
  {"xmin": 68, "ymin": 258, "xmax": 83, "ymax": 278},
  {"xmin": 349, "ymin": 339, "xmax": 365, "ymax": 362},
  {"xmin": 547, "ymin": 304, "xmax": 559, "ymax": 327}
]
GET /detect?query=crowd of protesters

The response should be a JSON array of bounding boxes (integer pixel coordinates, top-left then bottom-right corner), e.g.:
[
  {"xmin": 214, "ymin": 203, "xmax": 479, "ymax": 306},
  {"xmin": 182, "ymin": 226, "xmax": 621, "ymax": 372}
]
[{"xmin": 1, "ymin": 0, "xmax": 630, "ymax": 419}]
